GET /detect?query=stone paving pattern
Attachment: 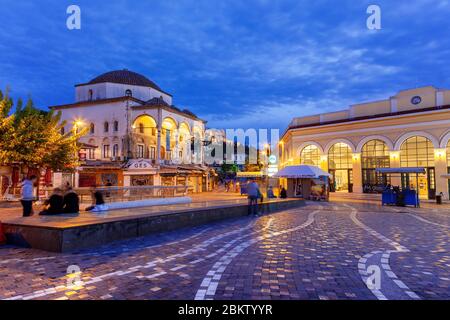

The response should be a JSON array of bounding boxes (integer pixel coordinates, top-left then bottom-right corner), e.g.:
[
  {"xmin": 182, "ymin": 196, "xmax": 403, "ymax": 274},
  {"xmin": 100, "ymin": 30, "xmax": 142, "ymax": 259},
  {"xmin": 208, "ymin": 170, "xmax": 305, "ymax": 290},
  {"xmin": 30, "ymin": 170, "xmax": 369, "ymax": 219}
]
[{"xmin": 0, "ymin": 201, "xmax": 448, "ymax": 300}]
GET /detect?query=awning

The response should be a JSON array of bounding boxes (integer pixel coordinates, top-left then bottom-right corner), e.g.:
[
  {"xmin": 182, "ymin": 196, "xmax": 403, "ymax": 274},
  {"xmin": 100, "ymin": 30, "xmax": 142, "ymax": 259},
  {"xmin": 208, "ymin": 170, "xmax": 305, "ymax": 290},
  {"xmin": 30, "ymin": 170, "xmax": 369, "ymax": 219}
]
[
  {"xmin": 236, "ymin": 172, "xmax": 265, "ymax": 178},
  {"xmin": 376, "ymin": 168, "xmax": 426, "ymax": 174},
  {"xmin": 441, "ymin": 174, "xmax": 450, "ymax": 179},
  {"xmin": 274, "ymin": 165, "xmax": 330, "ymax": 179}
]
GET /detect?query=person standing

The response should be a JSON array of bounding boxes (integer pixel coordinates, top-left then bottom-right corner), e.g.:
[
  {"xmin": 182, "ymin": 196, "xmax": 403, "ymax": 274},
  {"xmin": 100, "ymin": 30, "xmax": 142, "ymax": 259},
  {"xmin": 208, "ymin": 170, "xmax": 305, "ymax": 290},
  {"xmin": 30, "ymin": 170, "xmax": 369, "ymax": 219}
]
[
  {"xmin": 246, "ymin": 179, "xmax": 260, "ymax": 216},
  {"xmin": 21, "ymin": 175, "xmax": 37, "ymax": 217},
  {"xmin": 280, "ymin": 187, "xmax": 287, "ymax": 199}
]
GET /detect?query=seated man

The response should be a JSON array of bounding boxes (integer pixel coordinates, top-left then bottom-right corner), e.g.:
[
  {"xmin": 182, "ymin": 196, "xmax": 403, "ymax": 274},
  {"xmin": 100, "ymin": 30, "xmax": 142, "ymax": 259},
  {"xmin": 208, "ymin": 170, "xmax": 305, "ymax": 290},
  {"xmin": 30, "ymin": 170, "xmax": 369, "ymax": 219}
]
[
  {"xmin": 63, "ymin": 187, "xmax": 80, "ymax": 214},
  {"xmin": 39, "ymin": 188, "xmax": 64, "ymax": 215}
]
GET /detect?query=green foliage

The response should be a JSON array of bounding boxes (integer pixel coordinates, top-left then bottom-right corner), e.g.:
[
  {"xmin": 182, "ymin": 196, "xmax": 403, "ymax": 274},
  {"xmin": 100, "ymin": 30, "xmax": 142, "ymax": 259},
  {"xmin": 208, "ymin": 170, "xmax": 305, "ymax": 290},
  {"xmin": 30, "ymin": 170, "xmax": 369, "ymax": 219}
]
[{"xmin": 0, "ymin": 88, "xmax": 87, "ymax": 171}]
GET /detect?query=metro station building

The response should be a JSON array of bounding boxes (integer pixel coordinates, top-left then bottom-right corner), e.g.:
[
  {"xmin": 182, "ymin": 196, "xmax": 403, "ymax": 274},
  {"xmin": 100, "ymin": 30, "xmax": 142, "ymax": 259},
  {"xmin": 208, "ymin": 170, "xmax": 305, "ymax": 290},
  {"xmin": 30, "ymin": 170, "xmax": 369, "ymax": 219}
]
[{"xmin": 280, "ymin": 86, "xmax": 450, "ymax": 199}]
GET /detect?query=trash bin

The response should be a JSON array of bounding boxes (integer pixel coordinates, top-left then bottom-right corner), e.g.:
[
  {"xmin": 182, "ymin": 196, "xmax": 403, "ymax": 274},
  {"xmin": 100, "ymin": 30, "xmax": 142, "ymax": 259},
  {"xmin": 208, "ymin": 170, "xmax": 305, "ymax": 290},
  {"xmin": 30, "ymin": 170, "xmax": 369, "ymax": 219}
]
[{"xmin": 436, "ymin": 194, "xmax": 442, "ymax": 205}]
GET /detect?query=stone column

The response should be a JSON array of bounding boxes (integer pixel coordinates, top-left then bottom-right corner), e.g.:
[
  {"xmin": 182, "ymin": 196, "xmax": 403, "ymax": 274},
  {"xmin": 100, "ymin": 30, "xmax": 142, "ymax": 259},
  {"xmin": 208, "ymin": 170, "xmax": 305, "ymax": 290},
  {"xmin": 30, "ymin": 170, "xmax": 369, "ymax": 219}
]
[
  {"xmin": 389, "ymin": 151, "xmax": 401, "ymax": 187},
  {"xmin": 319, "ymin": 155, "xmax": 328, "ymax": 172},
  {"xmin": 156, "ymin": 109, "xmax": 162, "ymax": 166},
  {"xmin": 352, "ymin": 153, "xmax": 363, "ymax": 193},
  {"xmin": 434, "ymin": 149, "xmax": 448, "ymax": 199}
]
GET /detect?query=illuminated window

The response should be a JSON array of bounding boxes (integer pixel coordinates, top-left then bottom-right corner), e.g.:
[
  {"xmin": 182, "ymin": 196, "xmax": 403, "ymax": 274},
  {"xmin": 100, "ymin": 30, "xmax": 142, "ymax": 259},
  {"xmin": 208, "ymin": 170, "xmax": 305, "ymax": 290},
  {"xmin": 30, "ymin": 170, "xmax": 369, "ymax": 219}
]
[
  {"xmin": 400, "ymin": 136, "xmax": 434, "ymax": 168},
  {"xmin": 88, "ymin": 148, "xmax": 95, "ymax": 160},
  {"xmin": 361, "ymin": 140, "xmax": 390, "ymax": 192},
  {"xmin": 137, "ymin": 145, "xmax": 145, "ymax": 158},
  {"xmin": 446, "ymin": 141, "xmax": 450, "ymax": 167},
  {"xmin": 300, "ymin": 145, "xmax": 320, "ymax": 166},
  {"xmin": 103, "ymin": 145, "xmax": 110, "ymax": 158},
  {"xmin": 328, "ymin": 143, "xmax": 352, "ymax": 170},
  {"xmin": 362, "ymin": 140, "xmax": 390, "ymax": 169}
]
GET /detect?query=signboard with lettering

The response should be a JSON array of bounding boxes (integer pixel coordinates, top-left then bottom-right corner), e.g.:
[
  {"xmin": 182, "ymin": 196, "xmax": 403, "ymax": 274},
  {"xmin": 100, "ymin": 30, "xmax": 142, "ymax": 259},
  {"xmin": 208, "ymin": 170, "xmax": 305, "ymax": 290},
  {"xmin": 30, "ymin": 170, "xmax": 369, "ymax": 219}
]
[{"xmin": 126, "ymin": 159, "xmax": 153, "ymax": 170}]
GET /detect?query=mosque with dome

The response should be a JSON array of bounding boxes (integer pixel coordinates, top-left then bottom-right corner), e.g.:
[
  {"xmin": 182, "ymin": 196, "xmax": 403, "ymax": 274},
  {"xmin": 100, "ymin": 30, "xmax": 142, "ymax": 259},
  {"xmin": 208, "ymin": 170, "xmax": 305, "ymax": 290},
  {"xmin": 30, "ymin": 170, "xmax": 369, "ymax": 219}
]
[{"xmin": 50, "ymin": 69, "xmax": 214, "ymax": 192}]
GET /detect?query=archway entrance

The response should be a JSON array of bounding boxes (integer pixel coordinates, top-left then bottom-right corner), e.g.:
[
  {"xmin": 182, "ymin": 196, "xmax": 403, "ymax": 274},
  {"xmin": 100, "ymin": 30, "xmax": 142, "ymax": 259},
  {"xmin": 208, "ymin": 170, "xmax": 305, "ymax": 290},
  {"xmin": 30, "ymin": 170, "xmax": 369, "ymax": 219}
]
[
  {"xmin": 328, "ymin": 142, "xmax": 353, "ymax": 193},
  {"xmin": 400, "ymin": 136, "xmax": 436, "ymax": 199}
]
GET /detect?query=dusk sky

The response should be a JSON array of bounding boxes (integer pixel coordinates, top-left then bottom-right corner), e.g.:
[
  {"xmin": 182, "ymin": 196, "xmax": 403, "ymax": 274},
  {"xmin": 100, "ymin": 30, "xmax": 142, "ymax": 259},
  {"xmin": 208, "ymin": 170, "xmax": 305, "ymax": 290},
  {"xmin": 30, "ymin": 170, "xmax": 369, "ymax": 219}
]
[{"xmin": 0, "ymin": 0, "xmax": 449, "ymax": 130}]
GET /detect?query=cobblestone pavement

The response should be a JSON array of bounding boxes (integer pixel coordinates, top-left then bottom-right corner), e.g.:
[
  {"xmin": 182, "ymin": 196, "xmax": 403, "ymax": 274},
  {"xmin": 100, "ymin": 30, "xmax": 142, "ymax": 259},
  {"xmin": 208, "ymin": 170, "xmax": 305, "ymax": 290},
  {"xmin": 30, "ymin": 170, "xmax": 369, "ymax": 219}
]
[{"xmin": 0, "ymin": 202, "xmax": 448, "ymax": 300}]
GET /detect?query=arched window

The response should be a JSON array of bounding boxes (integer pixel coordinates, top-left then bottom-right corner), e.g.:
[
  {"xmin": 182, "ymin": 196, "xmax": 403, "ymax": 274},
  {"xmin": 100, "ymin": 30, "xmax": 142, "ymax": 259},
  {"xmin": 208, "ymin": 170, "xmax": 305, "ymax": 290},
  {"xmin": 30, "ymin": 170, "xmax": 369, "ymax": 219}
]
[
  {"xmin": 90, "ymin": 123, "xmax": 95, "ymax": 134},
  {"xmin": 362, "ymin": 140, "xmax": 390, "ymax": 169},
  {"xmin": 299, "ymin": 145, "xmax": 320, "ymax": 166},
  {"xmin": 328, "ymin": 143, "xmax": 353, "ymax": 192},
  {"xmin": 113, "ymin": 144, "xmax": 119, "ymax": 158},
  {"xmin": 447, "ymin": 141, "xmax": 450, "ymax": 167},
  {"xmin": 125, "ymin": 89, "xmax": 132, "ymax": 97},
  {"xmin": 328, "ymin": 143, "xmax": 352, "ymax": 170},
  {"xmin": 400, "ymin": 136, "xmax": 434, "ymax": 167},
  {"xmin": 400, "ymin": 136, "xmax": 435, "ymax": 199},
  {"xmin": 361, "ymin": 140, "xmax": 390, "ymax": 192},
  {"xmin": 113, "ymin": 121, "xmax": 119, "ymax": 132},
  {"xmin": 104, "ymin": 122, "xmax": 109, "ymax": 133},
  {"xmin": 88, "ymin": 89, "xmax": 93, "ymax": 101}
]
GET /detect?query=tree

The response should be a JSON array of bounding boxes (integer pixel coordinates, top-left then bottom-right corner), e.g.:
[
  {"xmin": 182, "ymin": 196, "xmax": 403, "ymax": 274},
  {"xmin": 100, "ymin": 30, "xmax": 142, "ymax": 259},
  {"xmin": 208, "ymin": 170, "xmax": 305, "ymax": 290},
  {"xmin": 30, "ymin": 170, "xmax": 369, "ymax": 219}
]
[{"xmin": 0, "ymin": 88, "xmax": 87, "ymax": 171}]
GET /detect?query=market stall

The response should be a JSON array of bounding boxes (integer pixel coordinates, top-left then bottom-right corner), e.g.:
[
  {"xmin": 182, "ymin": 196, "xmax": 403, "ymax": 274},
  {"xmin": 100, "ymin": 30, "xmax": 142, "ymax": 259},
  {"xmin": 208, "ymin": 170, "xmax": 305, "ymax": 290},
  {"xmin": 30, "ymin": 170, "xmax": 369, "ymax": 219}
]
[
  {"xmin": 376, "ymin": 168, "xmax": 424, "ymax": 207},
  {"xmin": 274, "ymin": 165, "xmax": 330, "ymax": 201}
]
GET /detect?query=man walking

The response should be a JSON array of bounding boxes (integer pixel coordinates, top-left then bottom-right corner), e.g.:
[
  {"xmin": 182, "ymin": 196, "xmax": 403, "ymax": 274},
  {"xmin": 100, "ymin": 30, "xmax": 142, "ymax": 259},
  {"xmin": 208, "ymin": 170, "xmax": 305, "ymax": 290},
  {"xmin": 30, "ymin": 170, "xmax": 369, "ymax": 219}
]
[
  {"xmin": 21, "ymin": 175, "xmax": 37, "ymax": 217},
  {"xmin": 247, "ymin": 179, "xmax": 260, "ymax": 216}
]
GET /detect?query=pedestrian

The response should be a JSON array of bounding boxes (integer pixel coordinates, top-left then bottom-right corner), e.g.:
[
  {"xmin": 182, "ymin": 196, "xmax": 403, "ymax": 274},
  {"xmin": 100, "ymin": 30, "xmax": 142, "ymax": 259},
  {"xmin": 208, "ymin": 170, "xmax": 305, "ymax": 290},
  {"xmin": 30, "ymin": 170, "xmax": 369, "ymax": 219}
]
[
  {"xmin": 267, "ymin": 186, "xmax": 275, "ymax": 199},
  {"xmin": 39, "ymin": 188, "xmax": 64, "ymax": 216},
  {"xmin": 21, "ymin": 175, "xmax": 37, "ymax": 217},
  {"xmin": 63, "ymin": 187, "xmax": 80, "ymax": 214},
  {"xmin": 280, "ymin": 187, "xmax": 287, "ymax": 199},
  {"xmin": 246, "ymin": 179, "xmax": 260, "ymax": 216}
]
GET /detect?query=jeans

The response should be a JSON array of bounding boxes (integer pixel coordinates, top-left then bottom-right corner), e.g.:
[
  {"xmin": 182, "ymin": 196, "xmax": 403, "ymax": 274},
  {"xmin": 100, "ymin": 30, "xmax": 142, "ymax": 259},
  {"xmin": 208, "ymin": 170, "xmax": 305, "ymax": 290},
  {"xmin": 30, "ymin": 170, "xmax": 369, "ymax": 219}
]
[
  {"xmin": 248, "ymin": 196, "xmax": 258, "ymax": 215},
  {"xmin": 21, "ymin": 200, "xmax": 33, "ymax": 217}
]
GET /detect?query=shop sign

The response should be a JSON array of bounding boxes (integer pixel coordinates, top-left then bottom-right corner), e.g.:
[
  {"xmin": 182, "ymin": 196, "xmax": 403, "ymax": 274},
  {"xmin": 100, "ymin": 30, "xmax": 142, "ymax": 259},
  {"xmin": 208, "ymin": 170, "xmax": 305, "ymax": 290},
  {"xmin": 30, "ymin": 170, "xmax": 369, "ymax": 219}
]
[{"xmin": 127, "ymin": 159, "xmax": 153, "ymax": 170}]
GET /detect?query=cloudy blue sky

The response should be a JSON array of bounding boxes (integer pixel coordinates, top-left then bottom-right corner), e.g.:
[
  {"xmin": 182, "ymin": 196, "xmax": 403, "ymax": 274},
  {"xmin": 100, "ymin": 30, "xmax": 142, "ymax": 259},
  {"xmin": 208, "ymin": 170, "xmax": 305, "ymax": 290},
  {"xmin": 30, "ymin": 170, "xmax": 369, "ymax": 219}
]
[{"xmin": 0, "ymin": 0, "xmax": 449, "ymax": 130}]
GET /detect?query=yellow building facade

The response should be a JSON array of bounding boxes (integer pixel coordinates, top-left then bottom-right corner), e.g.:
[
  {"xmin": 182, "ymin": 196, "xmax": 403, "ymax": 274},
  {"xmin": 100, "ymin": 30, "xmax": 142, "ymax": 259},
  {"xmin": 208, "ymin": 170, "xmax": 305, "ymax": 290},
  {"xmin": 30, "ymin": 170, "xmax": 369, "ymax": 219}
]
[{"xmin": 280, "ymin": 86, "xmax": 450, "ymax": 200}]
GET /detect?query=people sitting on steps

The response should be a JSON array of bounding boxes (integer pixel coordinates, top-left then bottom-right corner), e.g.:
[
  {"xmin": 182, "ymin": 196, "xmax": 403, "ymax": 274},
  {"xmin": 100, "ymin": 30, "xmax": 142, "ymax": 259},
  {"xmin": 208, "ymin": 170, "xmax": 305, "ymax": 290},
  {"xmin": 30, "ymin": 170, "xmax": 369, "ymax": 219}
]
[{"xmin": 39, "ymin": 188, "xmax": 64, "ymax": 216}]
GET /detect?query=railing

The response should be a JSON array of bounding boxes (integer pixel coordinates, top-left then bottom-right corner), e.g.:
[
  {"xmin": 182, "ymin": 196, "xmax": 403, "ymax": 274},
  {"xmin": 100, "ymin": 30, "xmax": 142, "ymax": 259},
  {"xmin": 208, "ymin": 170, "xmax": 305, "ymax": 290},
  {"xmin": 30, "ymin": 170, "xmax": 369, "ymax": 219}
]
[{"xmin": 42, "ymin": 185, "xmax": 189, "ymax": 203}]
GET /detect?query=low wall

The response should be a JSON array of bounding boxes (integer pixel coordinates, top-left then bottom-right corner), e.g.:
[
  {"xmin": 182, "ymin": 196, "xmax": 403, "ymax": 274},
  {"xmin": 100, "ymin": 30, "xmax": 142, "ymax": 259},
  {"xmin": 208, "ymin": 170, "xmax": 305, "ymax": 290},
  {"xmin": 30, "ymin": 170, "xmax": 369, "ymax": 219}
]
[{"xmin": 4, "ymin": 199, "xmax": 305, "ymax": 252}]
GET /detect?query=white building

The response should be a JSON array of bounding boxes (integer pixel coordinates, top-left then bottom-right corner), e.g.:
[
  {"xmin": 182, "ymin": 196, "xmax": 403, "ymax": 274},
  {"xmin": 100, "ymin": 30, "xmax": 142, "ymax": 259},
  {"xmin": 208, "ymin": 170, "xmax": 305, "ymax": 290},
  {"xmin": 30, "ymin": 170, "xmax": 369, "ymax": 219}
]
[{"xmin": 50, "ymin": 69, "xmax": 213, "ymax": 192}]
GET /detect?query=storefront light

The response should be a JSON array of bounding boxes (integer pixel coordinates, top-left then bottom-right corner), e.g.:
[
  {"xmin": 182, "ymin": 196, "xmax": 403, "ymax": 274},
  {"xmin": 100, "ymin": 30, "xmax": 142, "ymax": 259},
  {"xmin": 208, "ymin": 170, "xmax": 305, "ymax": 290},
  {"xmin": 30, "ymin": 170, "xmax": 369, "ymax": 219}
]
[
  {"xmin": 352, "ymin": 153, "xmax": 361, "ymax": 161},
  {"xmin": 434, "ymin": 148, "xmax": 446, "ymax": 159},
  {"xmin": 389, "ymin": 151, "xmax": 400, "ymax": 160}
]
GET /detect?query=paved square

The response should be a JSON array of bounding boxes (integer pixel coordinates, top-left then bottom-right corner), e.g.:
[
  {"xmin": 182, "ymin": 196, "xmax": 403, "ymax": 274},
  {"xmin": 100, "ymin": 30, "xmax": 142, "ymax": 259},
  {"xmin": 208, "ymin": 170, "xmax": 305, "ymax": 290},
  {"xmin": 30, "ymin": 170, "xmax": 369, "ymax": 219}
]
[{"xmin": 0, "ymin": 201, "xmax": 449, "ymax": 300}]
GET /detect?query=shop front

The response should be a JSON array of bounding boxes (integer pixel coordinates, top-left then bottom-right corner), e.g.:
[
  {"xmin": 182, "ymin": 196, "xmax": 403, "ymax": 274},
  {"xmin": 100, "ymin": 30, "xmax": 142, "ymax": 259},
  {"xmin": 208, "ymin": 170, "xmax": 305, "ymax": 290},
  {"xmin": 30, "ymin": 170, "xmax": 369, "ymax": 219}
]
[{"xmin": 275, "ymin": 165, "xmax": 330, "ymax": 201}]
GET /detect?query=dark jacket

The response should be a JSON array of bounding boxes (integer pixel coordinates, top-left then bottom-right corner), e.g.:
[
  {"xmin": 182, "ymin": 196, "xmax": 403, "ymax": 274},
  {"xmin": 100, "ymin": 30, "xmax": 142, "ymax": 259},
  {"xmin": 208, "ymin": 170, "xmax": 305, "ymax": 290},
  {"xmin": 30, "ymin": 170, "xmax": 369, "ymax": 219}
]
[
  {"xmin": 94, "ymin": 191, "xmax": 105, "ymax": 205},
  {"xmin": 280, "ymin": 188, "xmax": 287, "ymax": 199},
  {"xmin": 63, "ymin": 191, "xmax": 80, "ymax": 213},
  {"xmin": 40, "ymin": 194, "xmax": 64, "ymax": 215}
]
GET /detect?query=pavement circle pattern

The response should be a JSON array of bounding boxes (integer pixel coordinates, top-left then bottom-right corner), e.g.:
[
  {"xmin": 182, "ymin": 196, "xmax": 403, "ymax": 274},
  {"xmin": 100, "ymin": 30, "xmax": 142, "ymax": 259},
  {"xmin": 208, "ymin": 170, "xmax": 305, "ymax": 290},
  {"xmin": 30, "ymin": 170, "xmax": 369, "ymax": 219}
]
[{"xmin": 0, "ymin": 202, "xmax": 449, "ymax": 300}]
